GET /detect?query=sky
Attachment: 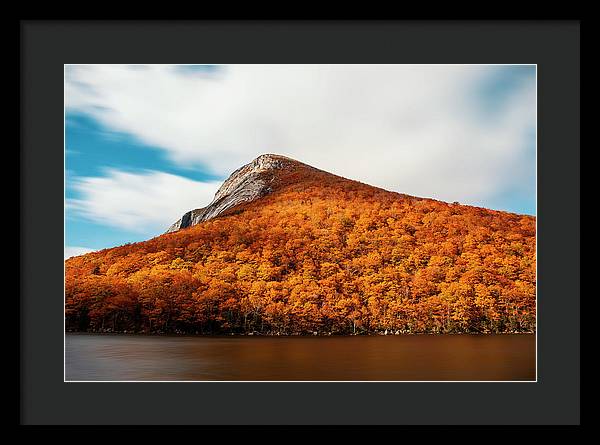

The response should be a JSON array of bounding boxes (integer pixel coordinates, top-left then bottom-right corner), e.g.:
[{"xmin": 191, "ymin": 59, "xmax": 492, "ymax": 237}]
[{"xmin": 65, "ymin": 64, "xmax": 536, "ymax": 259}]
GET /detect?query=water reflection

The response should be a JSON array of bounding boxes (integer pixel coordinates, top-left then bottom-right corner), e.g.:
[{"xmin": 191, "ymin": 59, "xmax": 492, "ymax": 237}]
[{"xmin": 65, "ymin": 333, "xmax": 535, "ymax": 381}]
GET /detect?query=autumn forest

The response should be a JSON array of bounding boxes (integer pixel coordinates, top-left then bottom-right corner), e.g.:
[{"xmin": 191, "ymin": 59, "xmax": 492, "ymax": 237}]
[{"xmin": 65, "ymin": 159, "xmax": 536, "ymax": 336}]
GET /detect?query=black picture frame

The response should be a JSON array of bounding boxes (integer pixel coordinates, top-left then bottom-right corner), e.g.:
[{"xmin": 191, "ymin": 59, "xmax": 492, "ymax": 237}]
[{"xmin": 20, "ymin": 20, "xmax": 580, "ymax": 425}]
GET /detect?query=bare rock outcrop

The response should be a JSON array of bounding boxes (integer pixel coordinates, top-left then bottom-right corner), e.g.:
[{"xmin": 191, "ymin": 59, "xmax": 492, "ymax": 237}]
[{"xmin": 166, "ymin": 154, "xmax": 297, "ymax": 233}]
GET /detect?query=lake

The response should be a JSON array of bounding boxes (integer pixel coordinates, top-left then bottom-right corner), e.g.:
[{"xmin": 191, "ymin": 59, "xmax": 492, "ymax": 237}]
[{"xmin": 65, "ymin": 333, "xmax": 535, "ymax": 381}]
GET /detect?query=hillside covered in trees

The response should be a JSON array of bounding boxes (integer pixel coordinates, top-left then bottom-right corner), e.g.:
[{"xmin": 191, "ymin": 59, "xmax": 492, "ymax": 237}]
[{"xmin": 65, "ymin": 155, "xmax": 536, "ymax": 335}]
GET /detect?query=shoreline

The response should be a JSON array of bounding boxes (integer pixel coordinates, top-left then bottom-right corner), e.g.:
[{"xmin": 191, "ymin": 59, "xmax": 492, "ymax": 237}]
[{"xmin": 66, "ymin": 331, "xmax": 535, "ymax": 337}]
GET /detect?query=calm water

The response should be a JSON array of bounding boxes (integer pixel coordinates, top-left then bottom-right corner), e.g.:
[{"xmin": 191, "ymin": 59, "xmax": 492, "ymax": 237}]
[{"xmin": 65, "ymin": 333, "xmax": 535, "ymax": 381}]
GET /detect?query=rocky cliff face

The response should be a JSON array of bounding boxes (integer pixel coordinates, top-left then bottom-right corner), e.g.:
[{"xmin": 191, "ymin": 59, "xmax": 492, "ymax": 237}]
[{"xmin": 167, "ymin": 154, "xmax": 300, "ymax": 233}]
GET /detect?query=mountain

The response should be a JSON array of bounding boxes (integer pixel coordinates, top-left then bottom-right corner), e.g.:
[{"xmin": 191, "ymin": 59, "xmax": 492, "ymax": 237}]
[{"xmin": 65, "ymin": 154, "xmax": 536, "ymax": 335}]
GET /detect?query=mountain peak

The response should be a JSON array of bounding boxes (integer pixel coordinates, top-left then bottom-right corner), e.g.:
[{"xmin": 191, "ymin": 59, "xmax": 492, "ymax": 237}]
[
  {"xmin": 167, "ymin": 154, "xmax": 308, "ymax": 233},
  {"xmin": 252, "ymin": 153, "xmax": 296, "ymax": 164},
  {"xmin": 237, "ymin": 153, "xmax": 298, "ymax": 174}
]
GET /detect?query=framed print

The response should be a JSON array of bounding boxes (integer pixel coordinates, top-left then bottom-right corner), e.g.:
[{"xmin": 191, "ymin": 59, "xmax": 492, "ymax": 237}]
[{"xmin": 21, "ymin": 20, "xmax": 580, "ymax": 425}]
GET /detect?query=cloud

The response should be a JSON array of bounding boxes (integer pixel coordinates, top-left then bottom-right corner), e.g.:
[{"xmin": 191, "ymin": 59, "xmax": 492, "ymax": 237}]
[
  {"xmin": 65, "ymin": 64, "xmax": 536, "ymax": 208},
  {"xmin": 68, "ymin": 169, "xmax": 221, "ymax": 232},
  {"xmin": 65, "ymin": 246, "xmax": 95, "ymax": 259}
]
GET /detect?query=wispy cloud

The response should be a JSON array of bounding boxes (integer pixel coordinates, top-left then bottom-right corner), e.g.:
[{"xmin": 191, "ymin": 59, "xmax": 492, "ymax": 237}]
[
  {"xmin": 65, "ymin": 64, "xmax": 535, "ymax": 210},
  {"xmin": 65, "ymin": 246, "xmax": 95, "ymax": 259},
  {"xmin": 68, "ymin": 169, "xmax": 221, "ymax": 232}
]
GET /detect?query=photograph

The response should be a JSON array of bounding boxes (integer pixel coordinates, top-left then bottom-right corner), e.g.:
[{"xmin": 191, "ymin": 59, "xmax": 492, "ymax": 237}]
[{"xmin": 64, "ymin": 64, "xmax": 537, "ymax": 382}]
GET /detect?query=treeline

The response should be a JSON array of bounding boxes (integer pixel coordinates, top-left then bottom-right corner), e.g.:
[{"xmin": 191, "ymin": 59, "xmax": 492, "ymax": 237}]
[{"xmin": 66, "ymin": 171, "xmax": 536, "ymax": 335}]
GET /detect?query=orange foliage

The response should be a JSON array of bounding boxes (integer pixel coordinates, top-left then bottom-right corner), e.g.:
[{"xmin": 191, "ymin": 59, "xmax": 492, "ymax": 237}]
[{"xmin": 66, "ymin": 167, "xmax": 536, "ymax": 334}]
